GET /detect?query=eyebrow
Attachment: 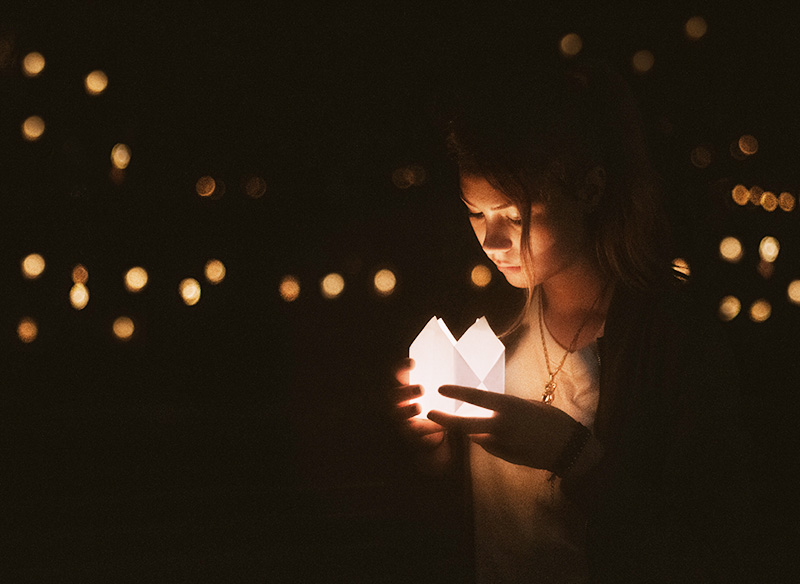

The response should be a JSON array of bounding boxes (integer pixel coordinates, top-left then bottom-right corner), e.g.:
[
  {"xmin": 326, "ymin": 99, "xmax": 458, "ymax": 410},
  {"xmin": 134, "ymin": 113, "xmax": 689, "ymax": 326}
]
[{"xmin": 460, "ymin": 197, "xmax": 515, "ymax": 211}]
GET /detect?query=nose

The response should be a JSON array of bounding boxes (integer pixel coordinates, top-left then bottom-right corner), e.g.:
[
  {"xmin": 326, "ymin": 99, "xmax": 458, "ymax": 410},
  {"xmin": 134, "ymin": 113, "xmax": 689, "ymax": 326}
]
[{"xmin": 481, "ymin": 218, "xmax": 514, "ymax": 252}]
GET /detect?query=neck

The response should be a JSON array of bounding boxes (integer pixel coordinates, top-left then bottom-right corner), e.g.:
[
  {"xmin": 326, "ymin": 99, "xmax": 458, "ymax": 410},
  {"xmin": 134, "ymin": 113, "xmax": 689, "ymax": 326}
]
[{"xmin": 538, "ymin": 257, "xmax": 613, "ymax": 348}]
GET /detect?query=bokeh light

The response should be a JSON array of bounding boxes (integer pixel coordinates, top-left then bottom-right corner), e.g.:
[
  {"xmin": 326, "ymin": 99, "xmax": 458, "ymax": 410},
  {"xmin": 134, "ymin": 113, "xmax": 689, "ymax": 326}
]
[
  {"xmin": 787, "ymin": 280, "xmax": 800, "ymax": 305},
  {"xmin": 632, "ymin": 50, "xmax": 655, "ymax": 74},
  {"xmin": 690, "ymin": 146, "xmax": 711, "ymax": 169},
  {"xmin": 718, "ymin": 296, "xmax": 741, "ymax": 322},
  {"xmin": 84, "ymin": 70, "xmax": 108, "ymax": 95},
  {"xmin": 22, "ymin": 51, "xmax": 45, "ymax": 77},
  {"xmin": 22, "ymin": 253, "xmax": 46, "ymax": 279},
  {"xmin": 731, "ymin": 184, "xmax": 750, "ymax": 206},
  {"xmin": 760, "ymin": 191, "xmax": 777, "ymax": 211},
  {"xmin": 749, "ymin": 299, "xmax": 771, "ymax": 323},
  {"xmin": 179, "ymin": 278, "xmax": 201, "ymax": 306},
  {"xmin": 22, "ymin": 115, "xmax": 45, "ymax": 141},
  {"xmin": 113, "ymin": 316, "xmax": 134, "ymax": 340},
  {"xmin": 320, "ymin": 273, "xmax": 345, "ymax": 299},
  {"xmin": 244, "ymin": 175, "xmax": 267, "ymax": 198},
  {"xmin": 685, "ymin": 16, "xmax": 708, "ymax": 40},
  {"xmin": 18, "ymin": 318, "xmax": 38, "ymax": 343},
  {"xmin": 559, "ymin": 33, "xmax": 582, "ymax": 57},
  {"xmin": 748, "ymin": 185, "xmax": 764, "ymax": 206},
  {"xmin": 111, "ymin": 143, "xmax": 131, "ymax": 169},
  {"xmin": 196, "ymin": 176, "xmax": 216, "ymax": 197},
  {"xmin": 719, "ymin": 237, "xmax": 743, "ymax": 263},
  {"xmin": 778, "ymin": 192, "xmax": 796, "ymax": 212},
  {"xmin": 470, "ymin": 264, "xmax": 492, "ymax": 288},
  {"xmin": 759, "ymin": 236, "xmax": 780, "ymax": 263},
  {"xmin": 757, "ymin": 259, "xmax": 774, "ymax": 280},
  {"xmin": 72, "ymin": 264, "xmax": 89, "ymax": 284},
  {"xmin": 70, "ymin": 283, "xmax": 90, "ymax": 310},
  {"xmin": 279, "ymin": 275, "xmax": 301, "ymax": 302},
  {"xmin": 373, "ymin": 268, "xmax": 397, "ymax": 296},
  {"xmin": 124, "ymin": 267, "xmax": 149, "ymax": 292},
  {"xmin": 672, "ymin": 258, "xmax": 690, "ymax": 278},
  {"xmin": 204, "ymin": 259, "xmax": 226, "ymax": 284},
  {"xmin": 391, "ymin": 165, "xmax": 426, "ymax": 189},
  {"xmin": 738, "ymin": 134, "xmax": 758, "ymax": 156}
]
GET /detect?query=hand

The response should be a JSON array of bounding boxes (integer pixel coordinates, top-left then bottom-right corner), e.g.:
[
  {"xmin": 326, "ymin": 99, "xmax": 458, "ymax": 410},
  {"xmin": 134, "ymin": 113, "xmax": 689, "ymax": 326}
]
[
  {"xmin": 389, "ymin": 358, "xmax": 446, "ymax": 450},
  {"xmin": 427, "ymin": 385, "xmax": 582, "ymax": 471}
]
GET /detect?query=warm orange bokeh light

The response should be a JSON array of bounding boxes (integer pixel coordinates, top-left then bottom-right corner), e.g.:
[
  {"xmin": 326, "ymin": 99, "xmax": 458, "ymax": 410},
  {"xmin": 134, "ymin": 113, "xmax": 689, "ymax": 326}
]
[
  {"xmin": 731, "ymin": 184, "xmax": 750, "ymax": 206},
  {"xmin": 22, "ymin": 115, "xmax": 45, "ymax": 141},
  {"xmin": 749, "ymin": 299, "xmax": 771, "ymax": 323},
  {"xmin": 373, "ymin": 268, "xmax": 397, "ymax": 296},
  {"xmin": 196, "ymin": 176, "xmax": 216, "ymax": 197},
  {"xmin": 70, "ymin": 283, "xmax": 90, "ymax": 310},
  {"xmin": 738, "ymin": 134, "xmax": 758, "ymax": 156},
  {"xmin": 279, "ymin": 275, "xmax": 301, "ymax": 302},
  {"xmin": 124, "ymin": 267, "xmax": 149, "ymax": 292},
  {"xmin": 760, "ymin": 191, "xmax": 777, "ymax": 212},
  {"xmin": 719, "ymin": 237, "xmax": 743, "ymax": 263},
  {"xmin": 748, "ymin": 185, "xmax": 764, "ymax": 206},
  {"xmin": 179, "ymin": 278, "xmax": 201, "ymax": 306},
  {"xmin": 18, "ymin": 318, "xmax": 38, "ymax": 343},
  {"xmin": 85, "ymin": 70, "xmax": 108, "ymax": 95},
  {"xmin": 72, "ymin": 264, "xmax": 89, "ymax": 284},
  {"xmin": 111, "ymin": 143, "xmax": 131, "ymax": 169},
  {"xmin": 759, "ymin": 236, "xmax": 780, "ymax": 263},
  {"xmin": 718, "ymin": 296, "xmax": 741, "ymax": 322},
  {"xmin": 690, "ymin": 146, "xmax": 711, "ymax": 169},
  {"xmin": 672, "ymin": 258, "xmax": 690, "ymax": 278},
  {"xmin": 204, "ymin": 259, "xmax": 226, "ymax": 284},
  {"xmin": 685, "ymin": 16, "xmax": 708, "ymax": 40},
  {"xmin": 244, "ymin": 175, "xmax": 267, "ymax": 198},
  {"xmin": 559, "ymin": 33, "xmax": 582, "ymax": 58},
  {"xmin": 22, "ymin": 51, "xmax": 45, "ymax": 77},
  {"xmin": 113, "ymin": 316, "xmax": 135, "ymax": 340},
  {"xmin": 22, "ymin": 253, "xmax": 46, "ymax": 279},
  {"xmin": 320, "ymin": 273, "xmax": 345, "ymax": 299},
  {"xmin": 788, "ymin": 280, "xmax": 800, "ymax": 305},
  {"xmin": 632, "ymin": 50, "xmax": 655, "ymax": 74},
  {"xmin": 470, "ymin": 264, "xmax": 492, "ymax": 288},
  {"xmin": 778, "ymin": 192, "xmax": 796, "ymax": 212}
]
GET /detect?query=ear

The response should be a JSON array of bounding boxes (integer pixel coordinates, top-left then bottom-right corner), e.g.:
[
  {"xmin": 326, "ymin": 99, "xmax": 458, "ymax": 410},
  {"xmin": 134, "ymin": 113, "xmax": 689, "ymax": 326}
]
[{"xmin": 577, "ymin": 165, "xmax": 606, "ymax": 212}]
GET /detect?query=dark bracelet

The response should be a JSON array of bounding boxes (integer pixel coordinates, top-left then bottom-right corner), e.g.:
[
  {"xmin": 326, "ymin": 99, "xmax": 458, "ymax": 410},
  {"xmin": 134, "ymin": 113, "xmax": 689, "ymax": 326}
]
[{"xmin": 548, "ymin": 422, "xmax": 592, "ymax": 480}]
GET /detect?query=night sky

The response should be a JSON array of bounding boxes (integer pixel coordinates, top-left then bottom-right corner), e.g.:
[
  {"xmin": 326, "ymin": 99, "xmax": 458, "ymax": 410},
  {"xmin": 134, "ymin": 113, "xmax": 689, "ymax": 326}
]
[{"xmin": 2, "ymin": 3, "xmax": 797, "ymax": 581}]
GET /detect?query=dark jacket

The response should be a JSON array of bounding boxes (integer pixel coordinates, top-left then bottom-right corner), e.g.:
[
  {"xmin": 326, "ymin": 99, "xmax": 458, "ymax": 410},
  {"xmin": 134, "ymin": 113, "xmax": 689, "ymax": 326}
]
[{"xmin": 561, "ymin": 282, "xmax": 757, "ymax": 583}]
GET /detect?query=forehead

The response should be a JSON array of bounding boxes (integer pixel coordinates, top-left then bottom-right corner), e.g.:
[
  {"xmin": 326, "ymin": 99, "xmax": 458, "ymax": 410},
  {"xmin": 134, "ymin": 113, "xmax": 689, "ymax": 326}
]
[{"xmin": 459, "ymin": 175, "xmax": 515, "ymax": 209}]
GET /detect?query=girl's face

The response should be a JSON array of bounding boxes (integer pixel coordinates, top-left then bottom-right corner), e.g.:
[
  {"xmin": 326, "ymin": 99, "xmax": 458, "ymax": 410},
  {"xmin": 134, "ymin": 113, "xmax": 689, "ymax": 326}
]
[{"xmin": 459, "ymin": 174, "xmax": 590, "ymax": 290}]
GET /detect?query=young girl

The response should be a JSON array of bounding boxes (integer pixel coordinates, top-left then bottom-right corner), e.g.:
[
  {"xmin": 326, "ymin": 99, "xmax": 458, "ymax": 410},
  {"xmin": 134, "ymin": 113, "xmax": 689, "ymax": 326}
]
[{"xmin": 392, "ymin": 59, "xmax": 753, "ymax": 583}]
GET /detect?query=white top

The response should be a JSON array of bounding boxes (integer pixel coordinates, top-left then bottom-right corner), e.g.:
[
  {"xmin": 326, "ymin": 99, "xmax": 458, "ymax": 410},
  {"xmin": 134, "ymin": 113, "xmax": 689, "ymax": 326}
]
[{"xmin": 470, "ymin": 290, "xmax": 601, "ymax": 584}]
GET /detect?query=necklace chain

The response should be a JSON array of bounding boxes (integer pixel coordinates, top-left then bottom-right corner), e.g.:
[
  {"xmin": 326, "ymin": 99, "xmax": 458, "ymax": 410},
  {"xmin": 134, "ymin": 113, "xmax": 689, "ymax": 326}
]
[{"xmin": 538, "ymin": 284, "xmax": 606, "ymax": 404}]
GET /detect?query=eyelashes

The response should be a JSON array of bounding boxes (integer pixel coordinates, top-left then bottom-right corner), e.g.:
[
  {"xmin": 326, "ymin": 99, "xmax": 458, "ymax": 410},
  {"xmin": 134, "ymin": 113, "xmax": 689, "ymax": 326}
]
[{"xmin": 466, "ymin": 211, "xmax": 523, "ymax": 226}]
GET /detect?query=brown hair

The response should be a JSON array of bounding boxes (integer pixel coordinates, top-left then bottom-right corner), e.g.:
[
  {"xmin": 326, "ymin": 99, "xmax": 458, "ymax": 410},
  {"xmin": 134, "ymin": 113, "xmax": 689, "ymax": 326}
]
[{"xmin": 443, "ymin": 58, "xmax": 673, "ymax": 331}]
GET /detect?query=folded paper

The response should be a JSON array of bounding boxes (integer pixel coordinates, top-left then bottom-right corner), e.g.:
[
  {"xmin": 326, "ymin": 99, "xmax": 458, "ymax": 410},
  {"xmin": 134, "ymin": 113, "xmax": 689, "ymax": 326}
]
[{"xmin": 409, "ymin": 316, "xmax": 505, "ymax": 418}]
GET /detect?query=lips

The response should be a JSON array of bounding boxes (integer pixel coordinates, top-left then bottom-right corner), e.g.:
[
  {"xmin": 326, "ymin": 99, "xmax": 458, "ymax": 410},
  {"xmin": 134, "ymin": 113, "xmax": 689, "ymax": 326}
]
[{"xmin": 496, "ymin": 264, "xmax": 521, "ymax": 271}]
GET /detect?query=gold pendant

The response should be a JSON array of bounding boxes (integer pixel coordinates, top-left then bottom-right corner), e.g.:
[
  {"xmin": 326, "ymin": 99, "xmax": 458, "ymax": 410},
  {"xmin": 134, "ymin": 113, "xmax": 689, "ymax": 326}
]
[{"xmin": 542, "ymin": 380, "xmax": 556, "ymax": 404}]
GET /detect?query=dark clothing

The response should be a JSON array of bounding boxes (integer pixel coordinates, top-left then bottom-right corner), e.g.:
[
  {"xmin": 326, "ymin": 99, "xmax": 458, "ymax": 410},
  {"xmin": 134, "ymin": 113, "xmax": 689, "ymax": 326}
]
[{"xmin": 560, "ymin": 281, "xmax": 757, "ymax": 582}]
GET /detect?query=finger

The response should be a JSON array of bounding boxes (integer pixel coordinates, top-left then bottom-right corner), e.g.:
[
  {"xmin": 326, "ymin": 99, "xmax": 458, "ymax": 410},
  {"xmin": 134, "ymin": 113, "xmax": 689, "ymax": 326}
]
[
  {"xmin": 427, "ymin": 410, "xmax": 495, "ymax": 434},
  {"xmin": 394, "ymin": 358, "xmax": 415, "ymax": 385},
  {"xmin": 407, "ymin": 417, "xmax": 444, "ymax": 436},
  {"xmin": 389, "ymin": 384, "xmax": 422, "ymax": 404},
  {"xmin": 394, "ymin": 402, "xmax": 420, "ymax": 421},
  {"xmin": 438, "ymin": 385, "xmax": 508, "ymax": 412}
]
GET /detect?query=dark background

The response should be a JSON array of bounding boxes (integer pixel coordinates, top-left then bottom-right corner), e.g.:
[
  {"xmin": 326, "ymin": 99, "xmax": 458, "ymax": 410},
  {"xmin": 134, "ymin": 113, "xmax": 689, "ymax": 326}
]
[{"xmin": 2, "ymin": 3, "xmax": 797, "ymax": 582}]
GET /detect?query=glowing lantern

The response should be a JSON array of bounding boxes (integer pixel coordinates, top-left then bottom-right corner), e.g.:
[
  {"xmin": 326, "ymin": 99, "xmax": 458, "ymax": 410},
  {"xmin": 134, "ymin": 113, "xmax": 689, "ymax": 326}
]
[
  {"xmin": 22, "ymin": 115, "xmax": 45, "ymax": 141},
  {"xmin": 113, "ymin": 316, "xmax": 134, "ymax": 340},
  {"xmin": 718, "ymin": 296, "xmax": 741, "ymax": 322},
  {"xmin": 22, "ymin": 52, "xmax": 45, "ymax": 77},
  {"xmin": 204, "ymin": 259, "xmax": 226, "ymax": 284},
  {"xmin": 759, "ymin": 237, "xmax": 779, "ymax": 263},
  {"xmin": 409, "ymin": 316, "xmax": 505, "ymax": 419},
  {"xmin": 125, "ymin": 267, "xmax": 148, "ymax": 292},
  {"xmin": 111, "ymin": 143, "xmax": 131, "ymax": 169},
  {"xmin": 320, "ymin": 273, "xmax": 345, "ymax": 299},
  {"xmin": 719, "ymin": 237, "xmax": 743, "ymax": 263},
  {"xmin": 749, "ymin": 299, "xmax": 771, "ymax": 323},
  {"xmin": 787, "ymin": 280, "xmax": 800, "ymax": 305},
  {"xmin": 470, "ymin": 264, "xmax": 492, "ymax": 288}
]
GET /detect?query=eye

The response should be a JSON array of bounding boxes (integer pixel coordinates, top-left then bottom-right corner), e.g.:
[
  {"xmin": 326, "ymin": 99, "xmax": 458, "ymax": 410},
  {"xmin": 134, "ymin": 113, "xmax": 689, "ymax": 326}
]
[
  {"xmin": 466, "ymin": 211, "xmax": 484, "ymax": 220},
  {"xmin": 508, "ymin": 216, "xmax": 522, "ymax": 226}
]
